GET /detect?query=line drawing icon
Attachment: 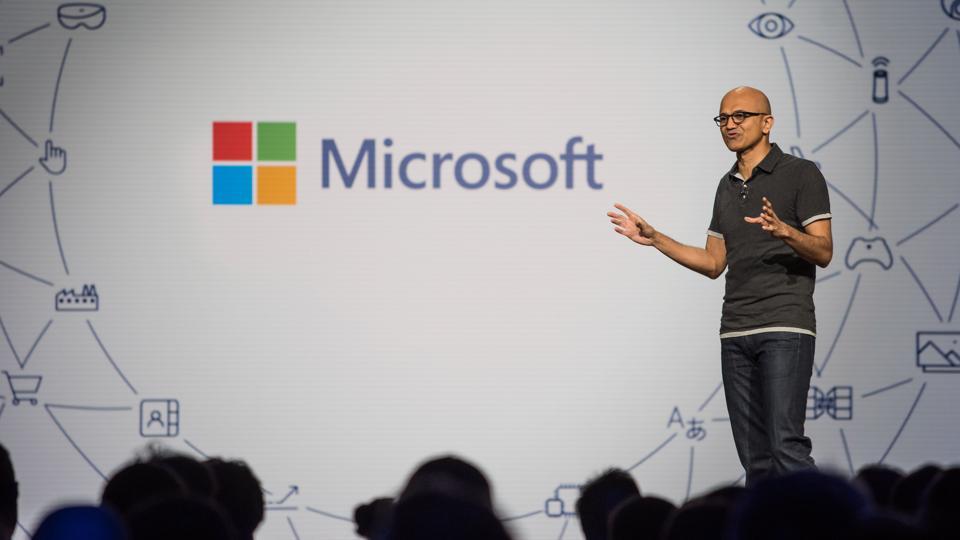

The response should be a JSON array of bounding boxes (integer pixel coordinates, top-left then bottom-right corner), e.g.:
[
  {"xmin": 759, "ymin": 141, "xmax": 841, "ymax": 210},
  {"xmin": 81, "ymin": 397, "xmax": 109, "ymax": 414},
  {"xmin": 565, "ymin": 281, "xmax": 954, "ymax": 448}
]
[
  {"xmin": 55, "ymin": 284, "xmax": 99, "ymax": 311},
  {"xmin": 872, "ymin": 57, "xmax": 890, "ymax": 104},
  {"xmin": 0, "ymin": 45, "xmax": 4, "ymax": 87},
  {"xmin": 267, "ymin": 485, "xmax": 300, "ymax": 506},
  {"xmin": 3, "ymin": 370, "xmax": 42, "ymax": 406},
  {"xmin": 942, "ymin": 0, "xmax": 960, "ymax": 20},
  {"xmin": 916, "ymin": 331, "xmax": 960, "ymax": 373},
  {"xmin": 544, "ymin": 484, "xmax": 581, "ymax": 517},
  {"xmin": 845, "ymin": 237, "xmax": 893, "ymax": 270},
  {"xmin": 139, "ymin": 399, "xmax": 180, "ymax": 437},
  {"xmin": 807, "ymin": 386, "xmax": 853, "ymax": 420},
  {"xmin": 748, "ymin": 13, "xmax": 795, "ymax": 40},
  {"xmin": 57, "ymin": 3, "xmax": 107, "ymax": 31},
  {"xmin": 39, "ymin": 140, "xmax": 67, "ymax": 175}
]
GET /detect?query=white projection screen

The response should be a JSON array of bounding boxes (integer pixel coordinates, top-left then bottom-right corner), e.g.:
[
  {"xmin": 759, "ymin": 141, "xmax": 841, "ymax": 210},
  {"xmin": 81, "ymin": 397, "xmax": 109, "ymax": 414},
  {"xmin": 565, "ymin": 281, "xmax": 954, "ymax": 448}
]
[{"xmin": 1, "ymin": 0, "xmax": 959, "ymax": 538}]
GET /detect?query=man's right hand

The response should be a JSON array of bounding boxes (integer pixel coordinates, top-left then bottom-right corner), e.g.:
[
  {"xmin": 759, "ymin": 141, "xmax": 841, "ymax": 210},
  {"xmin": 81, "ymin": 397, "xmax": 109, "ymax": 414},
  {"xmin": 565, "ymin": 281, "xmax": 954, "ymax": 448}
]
[{"xmin": 608, "ymin": 203, "xmax": 656, "ymax": 246}]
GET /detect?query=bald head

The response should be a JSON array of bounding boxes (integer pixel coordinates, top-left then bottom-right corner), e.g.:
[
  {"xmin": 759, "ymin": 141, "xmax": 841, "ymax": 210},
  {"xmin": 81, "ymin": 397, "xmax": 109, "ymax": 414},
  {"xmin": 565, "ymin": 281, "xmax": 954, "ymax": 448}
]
[{"xmin": 721, "ymin": 86, "xmax": 771, "ymax": 115}]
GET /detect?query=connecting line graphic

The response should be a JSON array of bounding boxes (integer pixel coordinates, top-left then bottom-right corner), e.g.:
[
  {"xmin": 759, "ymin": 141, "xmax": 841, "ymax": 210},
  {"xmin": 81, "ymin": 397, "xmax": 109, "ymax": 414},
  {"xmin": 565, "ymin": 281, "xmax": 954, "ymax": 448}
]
[
  {"xmin": 556, "ymin": 516, "xmax": 571, "ymax": 540},
  {"xmin": 304, "ymin": 506, "xmax": 353, "ymax": 523},
  {"xmin": 897, "ymin": 91, "xmax": 960, "ymax": 151},
  {"xmin": 869, "ymin": 113, "xmax": 878, "ymax": 229},
  {"xmin": 0, "ymin": 316, "xmax": 53, "ymax": 369},
  {"xmin": 45, "ymin": 403, "xmax": 133, "ymax": 481},
  {"xmin": 811, "ymin": 110, "xmax": 869, "ymax": 154},
  {"xmin": 816, "ymin": 273, "xmax": 861, "ymax": 377},
  {"xmin": 949, "ymin": 273, "xmax": 960, "ymax": 323},
  {"xmin": 839, "ymin": 428, "xmax": 854, "ymax": 476},
  {"xmin": 7, "ymin": 22, "xmax": 51, "ymax": 46},
  {"xmin": 625, "ymin": 432, "xmax": 678, "ymax": 472},
  {"xmin": 900, "ymin": 256, "xmax": 944, "ymax": 323},
  {"xmin": 779, "ymin": 46, "xmax": 801, "ymax": 138},
  {"xmin": 827, "ymin": 182, "xmax": 876, "ymax": 229},
  {"xmin": 0, "ymin": 400, "xmax": 5, "ymax": 424},
  {"xmin": 502, "ymin": 510, "xmax": 544, "ymax": 522},
  {"xmin": 86, "ymin": 320, "xmax": 139, "ymax": 395},
  {"xmin": 817, "ymin": 270, "xmax": 842, "ymax": 283},
  {"xmin": 49, "ymin": 181, "xmax": 70, "ymax": 275},
  {"xmin": 796, "ymin": 35, "xmax": 862, "ymax": 67},
  {"xmin": 896, "ymin": 203, "xmax": 959, "ymax": 247},
  {"xmin": 898, "ymin": 28, "xmax": 950, "ymax": 86},
  {"xmin": 840, "ymin": 0, "xmax": 864, "ymax": 59},
  {"xmin": 879, "ymin": 382, "xmax": 927, "ymax": 465},
  {"xmin": 49, "ymin": 38, "xmax": 73, "ymax": 133},
  {"xmin": 0, "ymin": 107, "xmax": 39, "ymax": 148},
  {"xmin": 0, "ymin": 260, "xmax": 54, "ymax": 287},
  {"xmin": 0, "ymin": 165, "xmax": 34, "ymax": 200},
  {"xmin": 286, "ymin": 516, "xmax": 301, "ymax": 540},
  {"xmin": 16, "ymin": 521, "xmax": 32, "ymax": 540},
  {"xmin": 684, "ymin": 446, "xmax": 695, "ymax": 502},
  {"xmin": 861, "ymin": 378, "xmax": 913, "ymax": 399},
  {"xmin": 182, "ymin": 439, "xmax": 212, "ymax": 459},
  {"xmin": 697, "ymin": 381, "xmax": 723, "ymax": 412}
]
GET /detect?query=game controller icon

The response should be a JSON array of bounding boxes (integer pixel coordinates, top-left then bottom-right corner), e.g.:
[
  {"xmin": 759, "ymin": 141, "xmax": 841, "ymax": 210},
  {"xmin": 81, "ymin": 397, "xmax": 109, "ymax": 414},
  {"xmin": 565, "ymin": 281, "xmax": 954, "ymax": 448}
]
[
  {"xmin": 845, "ymin": 236, "xmax": 893, "ymax": 270},
  {"xmin": 57, "ymin": 3, "xmax": 107, "ymax": 31}
]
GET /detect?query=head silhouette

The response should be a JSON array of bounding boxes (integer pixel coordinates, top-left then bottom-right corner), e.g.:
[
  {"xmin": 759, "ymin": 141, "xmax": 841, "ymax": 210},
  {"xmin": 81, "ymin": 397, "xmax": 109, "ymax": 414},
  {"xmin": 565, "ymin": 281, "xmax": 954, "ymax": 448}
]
[
  {"xmin": 855, "ymin": 464, "xmax": 904, "ymax": 509},
  {"xmin": 890, "ymin": 464, "xmax": 941, "ymax": 518},
  {"xmin": 575, "ymin": 468, "xmax": 641, "ymax": 540},
  {"xmin": 388, "ymin": 493, "xmax": 511, "ymax": 540},
  {"xmin": 0, "ymin": 444, "xmax": 17, "ymax": 540},
  {"xmin": 608, "ymin": 495, "xmax": 675, "ymax": 540},
  {"xmin": 101, "ymin": 462, "xmax": 185, "ymax": 519},
  {"xmin": 205, "ymin": 458, "xmax": 264, "ymax": 540},
  {"xmin": 727, "ymin": 470, "xmax": 868, "ymax": 540},
  {"xmin": 128, "ymin": 496, "xmax": 237, "ymax": 540},
  {"xmin": 151, "ymin": 453, "xmax": 217, "ymax": 498},
  {"xmin": 399, "ymin": 455, "xmax": 493, "ymax": 511}
]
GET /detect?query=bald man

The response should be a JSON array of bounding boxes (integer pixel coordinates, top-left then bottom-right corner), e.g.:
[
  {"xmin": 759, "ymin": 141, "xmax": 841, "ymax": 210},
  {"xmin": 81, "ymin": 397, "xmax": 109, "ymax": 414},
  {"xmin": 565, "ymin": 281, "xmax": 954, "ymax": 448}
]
[{"xmin": 608, "ymin": 87, "xmax": 832, "ymax": 485}]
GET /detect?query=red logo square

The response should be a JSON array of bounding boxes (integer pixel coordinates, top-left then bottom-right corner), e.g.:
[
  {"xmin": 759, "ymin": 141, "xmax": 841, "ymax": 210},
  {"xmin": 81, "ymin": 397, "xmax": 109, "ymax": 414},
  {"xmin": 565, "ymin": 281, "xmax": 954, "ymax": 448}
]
[{"xmin": 213, "ymin": 122, "xmax": 252, "ymax": 161}]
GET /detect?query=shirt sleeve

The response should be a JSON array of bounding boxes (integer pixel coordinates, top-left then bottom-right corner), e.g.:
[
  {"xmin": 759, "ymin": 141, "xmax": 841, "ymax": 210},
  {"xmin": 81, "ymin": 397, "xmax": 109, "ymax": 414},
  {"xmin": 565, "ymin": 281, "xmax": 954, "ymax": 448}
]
[
  {"xmin": 796, "ymin": 162, "xmax": 832, "ymax": 227},
  {"xmin": 707, "ymin": 181, "xmax": 724, "ymax": 239}
]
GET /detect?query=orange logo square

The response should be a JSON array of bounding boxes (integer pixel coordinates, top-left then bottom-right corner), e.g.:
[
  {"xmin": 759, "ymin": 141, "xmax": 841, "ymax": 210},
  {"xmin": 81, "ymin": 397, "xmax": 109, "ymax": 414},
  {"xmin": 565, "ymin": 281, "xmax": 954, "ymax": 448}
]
[{"xmin": 256, "ymin": 166, "xmax": 297, "ymax": 205}]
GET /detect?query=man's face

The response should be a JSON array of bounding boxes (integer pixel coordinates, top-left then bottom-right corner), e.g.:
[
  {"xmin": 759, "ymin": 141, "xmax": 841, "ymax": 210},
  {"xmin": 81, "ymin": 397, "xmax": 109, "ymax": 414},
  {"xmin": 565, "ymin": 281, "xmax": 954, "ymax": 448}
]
[{"xmin": 718, "ymin": 93, "xmax": 772, "ymax": 152}]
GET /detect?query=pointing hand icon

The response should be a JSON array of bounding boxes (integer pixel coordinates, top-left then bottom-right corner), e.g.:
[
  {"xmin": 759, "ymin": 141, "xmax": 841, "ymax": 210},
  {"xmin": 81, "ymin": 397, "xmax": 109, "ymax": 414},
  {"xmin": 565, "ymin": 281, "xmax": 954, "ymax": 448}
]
[{"xmin": 39, "ymin": 139, "xmax": 67, "ymax": 175}]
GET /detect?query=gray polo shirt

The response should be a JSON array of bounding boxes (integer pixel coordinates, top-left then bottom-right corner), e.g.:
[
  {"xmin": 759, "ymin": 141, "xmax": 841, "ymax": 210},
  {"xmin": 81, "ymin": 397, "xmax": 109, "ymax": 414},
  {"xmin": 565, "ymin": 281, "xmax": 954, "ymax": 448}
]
[{"xmin": 707, "ymin": 143, "xmax": 831, "ymax": 337}]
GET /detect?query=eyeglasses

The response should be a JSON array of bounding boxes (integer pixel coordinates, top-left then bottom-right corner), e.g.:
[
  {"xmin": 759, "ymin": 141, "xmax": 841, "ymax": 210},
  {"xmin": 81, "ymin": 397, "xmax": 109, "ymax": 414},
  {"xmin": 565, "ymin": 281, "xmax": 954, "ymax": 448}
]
[{"xmin": 714, "ymin": 111, "xmax": 768, "ymax": 127}]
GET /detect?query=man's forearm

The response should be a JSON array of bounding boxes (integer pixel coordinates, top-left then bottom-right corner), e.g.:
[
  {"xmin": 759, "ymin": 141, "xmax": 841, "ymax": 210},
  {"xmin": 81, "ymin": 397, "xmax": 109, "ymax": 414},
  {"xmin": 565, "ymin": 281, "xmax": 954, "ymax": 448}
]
[
  {"xmin": 782, "ymin": 226, "xmax": 832, "ymax": 267},
  {"xmin": 651, "ymin": 231, "xmax": 723, "ymax": 279}
]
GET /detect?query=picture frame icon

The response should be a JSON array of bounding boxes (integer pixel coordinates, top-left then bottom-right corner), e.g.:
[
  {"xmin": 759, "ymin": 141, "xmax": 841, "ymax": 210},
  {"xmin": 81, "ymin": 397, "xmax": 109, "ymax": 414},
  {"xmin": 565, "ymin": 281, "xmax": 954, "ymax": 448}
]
[{"xmin": 140, "ymin": 399, "xmax": 180, "ymax": 437}]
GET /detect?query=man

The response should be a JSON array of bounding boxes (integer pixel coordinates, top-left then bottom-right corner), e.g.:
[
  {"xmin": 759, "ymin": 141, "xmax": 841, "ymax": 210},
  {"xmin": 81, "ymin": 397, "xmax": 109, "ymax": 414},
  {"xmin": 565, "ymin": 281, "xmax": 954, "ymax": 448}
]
[{"xmin": 607, "ymin": 86, "xmax": 832, "ymax": 485}]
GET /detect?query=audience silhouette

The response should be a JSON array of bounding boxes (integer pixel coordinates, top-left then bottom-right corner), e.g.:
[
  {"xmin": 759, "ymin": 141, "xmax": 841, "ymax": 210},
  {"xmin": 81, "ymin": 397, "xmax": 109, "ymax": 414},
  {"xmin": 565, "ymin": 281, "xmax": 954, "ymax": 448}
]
[{"xmin": 3, "ymin": 441, "xmax": 956, "ymax": 540}]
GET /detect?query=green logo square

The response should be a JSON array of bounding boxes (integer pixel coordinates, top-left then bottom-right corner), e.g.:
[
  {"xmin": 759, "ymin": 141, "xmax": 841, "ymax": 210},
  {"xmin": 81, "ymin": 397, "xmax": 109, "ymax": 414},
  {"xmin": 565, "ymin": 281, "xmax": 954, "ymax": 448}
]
[{"xmin": 257, "ymin": 122, "xmax": 296, "ymax": 161}]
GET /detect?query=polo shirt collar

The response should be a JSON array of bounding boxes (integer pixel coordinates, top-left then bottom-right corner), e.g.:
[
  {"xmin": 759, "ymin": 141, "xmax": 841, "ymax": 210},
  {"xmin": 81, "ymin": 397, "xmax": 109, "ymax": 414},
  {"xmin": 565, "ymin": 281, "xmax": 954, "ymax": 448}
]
[{"xmin": 727, "ymin": 143, "xmax": 784, "ymax": 180}]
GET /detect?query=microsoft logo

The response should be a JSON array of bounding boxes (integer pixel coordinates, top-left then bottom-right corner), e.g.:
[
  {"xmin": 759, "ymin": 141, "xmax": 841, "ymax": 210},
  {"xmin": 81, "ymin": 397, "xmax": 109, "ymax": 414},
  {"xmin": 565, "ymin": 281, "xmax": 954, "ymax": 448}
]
[{"xmin": 212, "ymin": 121, "xmax": 296, "ymax": 205}]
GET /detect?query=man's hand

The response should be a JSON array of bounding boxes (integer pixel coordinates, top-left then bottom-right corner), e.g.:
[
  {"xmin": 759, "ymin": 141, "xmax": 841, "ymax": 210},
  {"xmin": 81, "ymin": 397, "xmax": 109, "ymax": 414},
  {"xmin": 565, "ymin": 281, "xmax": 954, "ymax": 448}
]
[
  {"xmin": 744, "ymin": 196, "xmax": 791, "ymax": 239},
  {"xmin": 608, "ymin": 203, "xmax": 656, "ymax": 246}
]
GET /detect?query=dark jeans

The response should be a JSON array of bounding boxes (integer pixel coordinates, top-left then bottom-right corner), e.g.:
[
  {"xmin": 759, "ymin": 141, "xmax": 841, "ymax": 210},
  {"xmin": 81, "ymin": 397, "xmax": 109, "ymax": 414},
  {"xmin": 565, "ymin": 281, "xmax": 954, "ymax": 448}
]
[{"xmin": 721, "ymin": 331, "xmax": 816, "ymax": 486}]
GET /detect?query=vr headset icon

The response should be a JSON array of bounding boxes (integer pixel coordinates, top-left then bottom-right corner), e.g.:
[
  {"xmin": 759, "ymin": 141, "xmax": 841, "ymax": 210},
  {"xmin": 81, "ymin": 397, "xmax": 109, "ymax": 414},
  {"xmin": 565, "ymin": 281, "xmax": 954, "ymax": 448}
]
[{"xmin": 57, "ymin": 3, "xmax": 107, "ymax": 31}]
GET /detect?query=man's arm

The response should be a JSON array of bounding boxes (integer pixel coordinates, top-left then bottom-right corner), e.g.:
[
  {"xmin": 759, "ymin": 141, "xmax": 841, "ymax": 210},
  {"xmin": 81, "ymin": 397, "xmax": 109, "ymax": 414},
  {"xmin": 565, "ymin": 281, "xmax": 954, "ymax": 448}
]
[
  {"xmin": 744, "ymin": 196, "xmax": 833, "ymax": 267},
  {"xmin": 608, "ymin": 203, "xmax": 727, "ymax": 279}
]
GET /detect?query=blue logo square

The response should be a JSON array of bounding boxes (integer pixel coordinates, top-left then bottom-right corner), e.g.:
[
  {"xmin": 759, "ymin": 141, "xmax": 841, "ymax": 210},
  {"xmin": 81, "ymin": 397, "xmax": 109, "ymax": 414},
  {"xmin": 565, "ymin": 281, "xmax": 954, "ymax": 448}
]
[{"xmin": 213, "ymin": 165, "xmax": 253, "ymax": 204}]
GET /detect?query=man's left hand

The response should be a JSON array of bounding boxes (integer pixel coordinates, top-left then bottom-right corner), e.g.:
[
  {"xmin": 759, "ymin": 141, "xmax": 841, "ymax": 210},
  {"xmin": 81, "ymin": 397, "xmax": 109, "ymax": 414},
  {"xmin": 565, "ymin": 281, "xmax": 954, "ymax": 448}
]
[{"xmin": 744, "ymin": 196, "xmax": 792, "ymax": 239}]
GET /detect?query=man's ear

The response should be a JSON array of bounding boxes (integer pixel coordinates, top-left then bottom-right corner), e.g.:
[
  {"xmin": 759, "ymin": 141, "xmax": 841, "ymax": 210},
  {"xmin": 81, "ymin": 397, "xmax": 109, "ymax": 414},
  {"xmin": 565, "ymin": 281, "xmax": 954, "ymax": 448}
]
[{"xmin": 763, "ymin": 115, "xmax": 774, "ymax": 135}]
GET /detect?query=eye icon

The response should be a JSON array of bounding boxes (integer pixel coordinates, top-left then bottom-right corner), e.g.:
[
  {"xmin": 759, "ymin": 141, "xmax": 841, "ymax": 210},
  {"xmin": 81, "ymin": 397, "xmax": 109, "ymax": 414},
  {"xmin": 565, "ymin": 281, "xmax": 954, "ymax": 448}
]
[{"xmin": 748, "ymin": 12, "xmax": 795, "ymax": 39}]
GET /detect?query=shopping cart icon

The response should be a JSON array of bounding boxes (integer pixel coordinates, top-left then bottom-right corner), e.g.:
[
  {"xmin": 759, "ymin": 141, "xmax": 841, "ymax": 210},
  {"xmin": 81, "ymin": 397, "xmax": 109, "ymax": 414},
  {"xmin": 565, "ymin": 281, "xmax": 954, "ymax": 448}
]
[{"xmin": 3, "ymin": 370, "xmax": 43, "ymax": 406}]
